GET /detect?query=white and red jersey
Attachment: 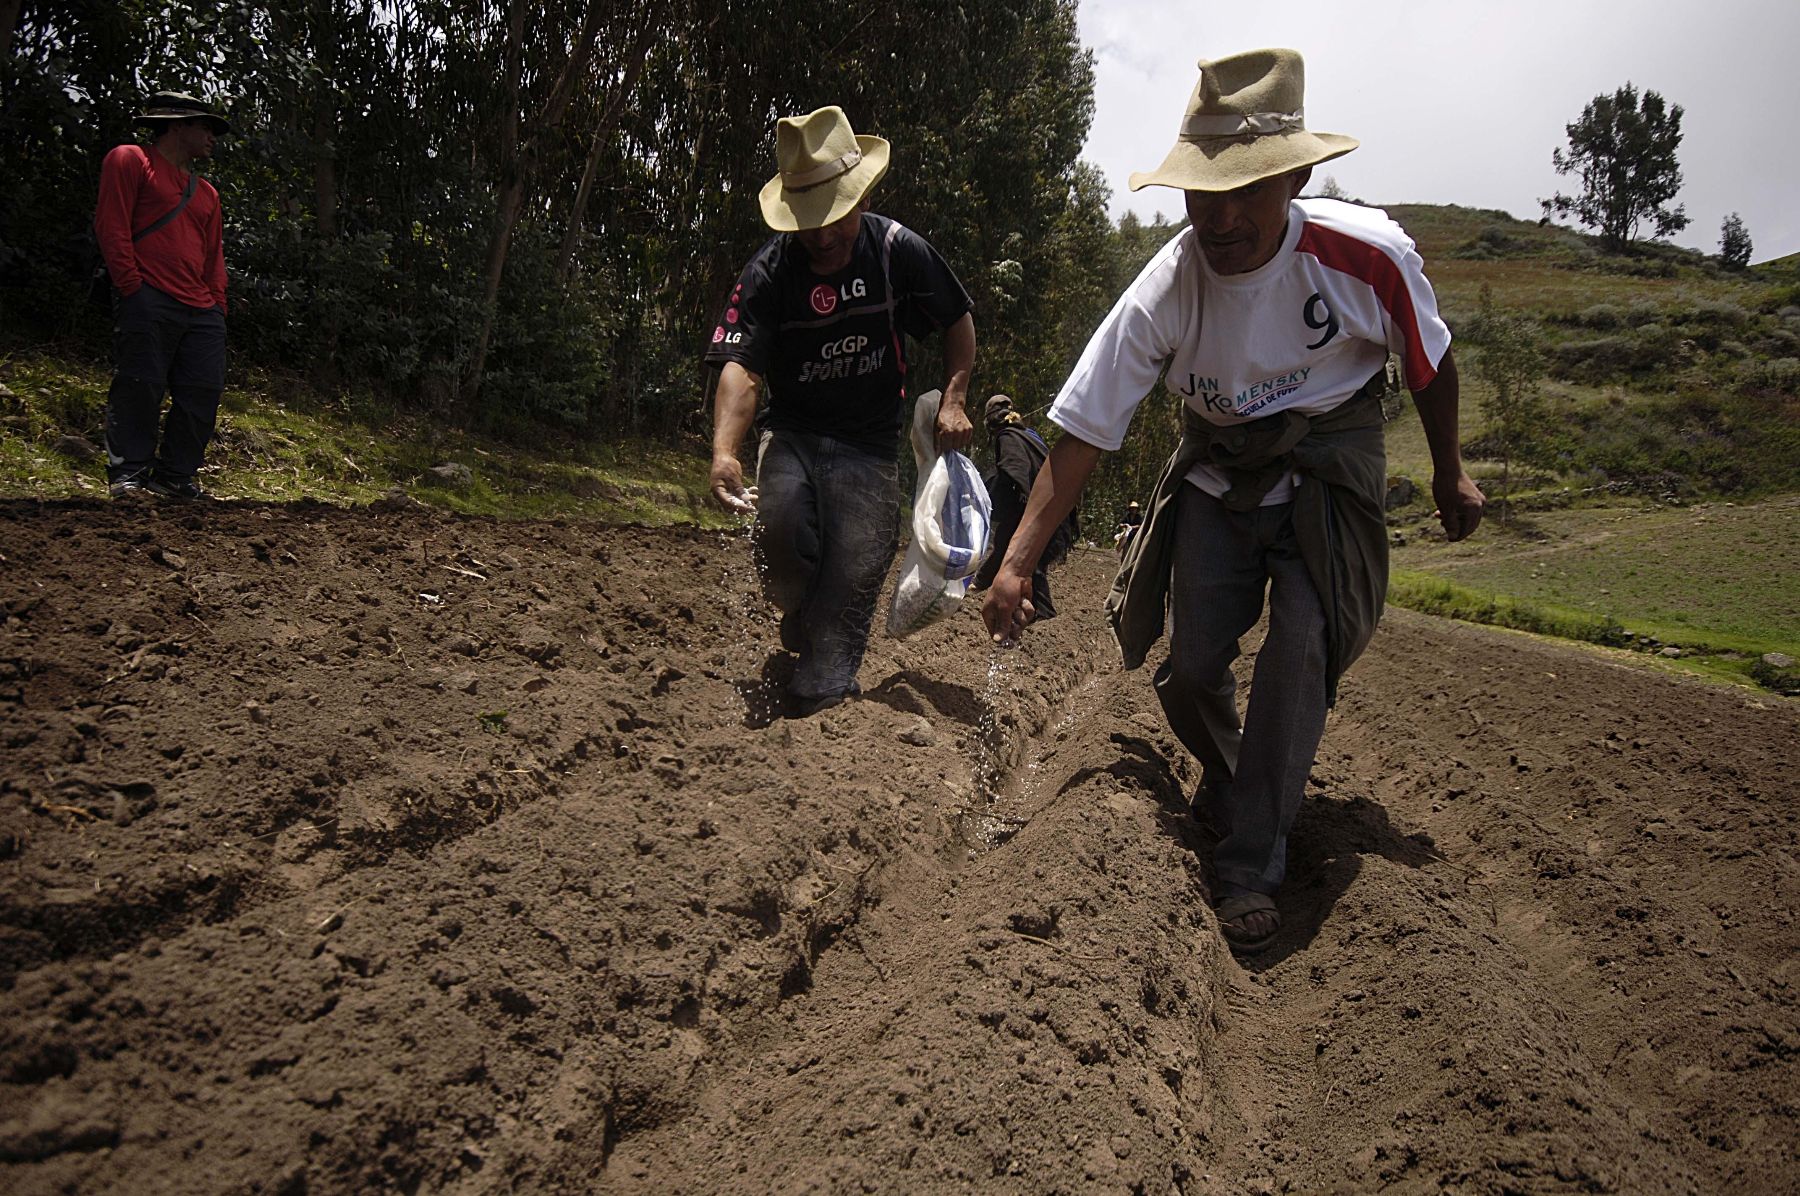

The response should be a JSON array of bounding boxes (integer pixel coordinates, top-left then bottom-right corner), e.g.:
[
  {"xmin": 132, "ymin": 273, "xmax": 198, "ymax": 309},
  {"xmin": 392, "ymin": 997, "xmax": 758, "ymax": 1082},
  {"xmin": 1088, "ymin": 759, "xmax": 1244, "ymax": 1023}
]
[{"xmin": 1049, "ymin": 199, "xmax": 1450, "ymax": 504}]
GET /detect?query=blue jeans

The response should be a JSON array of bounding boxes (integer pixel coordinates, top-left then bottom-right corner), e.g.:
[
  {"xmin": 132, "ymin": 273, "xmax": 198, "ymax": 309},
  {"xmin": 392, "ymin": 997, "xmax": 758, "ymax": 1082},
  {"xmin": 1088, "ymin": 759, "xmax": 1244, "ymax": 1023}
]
[
  {"xmin": 754, "ymin": 430, "xmax": 900, "ymax": 700},
  {"xmin": 1154, "ymin": 484, "xmax": 1330, "ymax": 896},
  {"xmin": 105, "ymin": 284, "xmax": 227, "ymax": 483}
]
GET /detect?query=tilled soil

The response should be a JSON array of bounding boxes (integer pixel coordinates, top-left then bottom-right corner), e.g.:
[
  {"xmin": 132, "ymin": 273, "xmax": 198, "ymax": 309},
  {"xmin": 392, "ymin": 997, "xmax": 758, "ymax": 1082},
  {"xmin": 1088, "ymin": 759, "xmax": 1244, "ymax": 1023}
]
[{"xmin": 0, "ymin": 497, "xmax": 1794, "ymax": 1195}]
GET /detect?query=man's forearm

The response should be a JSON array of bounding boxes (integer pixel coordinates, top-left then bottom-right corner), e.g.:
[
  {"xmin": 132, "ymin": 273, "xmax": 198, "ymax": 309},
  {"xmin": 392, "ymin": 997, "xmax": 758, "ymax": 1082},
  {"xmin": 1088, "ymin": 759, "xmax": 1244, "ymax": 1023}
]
[
  {"xmin": 999, "ymin": 433, "xmax": 1104, "ymax": 578},
  {"xmin": 1413, "ymin": 346, "xmax": 1463, "ymax": 470},
  {"xmin": 712, "ymin": 363, "xmax": 759, "ymax": 460},
  {"xmin": 940, "ymin": 312, "xmax": 975, "ymax": 408}
]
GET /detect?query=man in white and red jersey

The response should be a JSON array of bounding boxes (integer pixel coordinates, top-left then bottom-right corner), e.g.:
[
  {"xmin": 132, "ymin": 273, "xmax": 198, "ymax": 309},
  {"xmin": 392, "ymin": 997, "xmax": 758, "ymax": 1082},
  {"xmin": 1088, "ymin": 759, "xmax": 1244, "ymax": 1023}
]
[
  {"xmin": 982, "ymin": 49, "xmax": 1484, "ymax": 955},
  {"xmin": 706, "ymin": 106, "xmax": 976, "ymax": 717},
  {"xmin": 94, "ymin": 91, "xmax": 232, "ymax": 501}
]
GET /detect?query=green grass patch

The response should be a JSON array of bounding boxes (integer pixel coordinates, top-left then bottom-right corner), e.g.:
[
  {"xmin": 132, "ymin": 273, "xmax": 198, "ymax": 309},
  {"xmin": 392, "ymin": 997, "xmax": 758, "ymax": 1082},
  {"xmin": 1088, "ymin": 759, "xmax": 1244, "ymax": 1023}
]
[
  {"xmin": 1388, "ymin": 495, "xmax": 1800, "ymax": 692},
  {"xmin": 0, "ymin": 350, "xmax": 727, "ymax": 526},
  {"xmin": 1389, "ymin": 568, "xmax": 1629, "ymax": 643}
]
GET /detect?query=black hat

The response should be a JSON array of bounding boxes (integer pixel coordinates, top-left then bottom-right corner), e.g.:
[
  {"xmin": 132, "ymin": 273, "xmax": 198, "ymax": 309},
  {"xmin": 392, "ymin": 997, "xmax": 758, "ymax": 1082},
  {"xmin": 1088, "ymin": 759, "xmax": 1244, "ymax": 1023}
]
[
  {"xmin": 137, "ymin": 91, "xmax": 234, "ymax": 137},
  {"xmin": 984, "ymin": 394, "xmax": 1015, "ymax": 424}
]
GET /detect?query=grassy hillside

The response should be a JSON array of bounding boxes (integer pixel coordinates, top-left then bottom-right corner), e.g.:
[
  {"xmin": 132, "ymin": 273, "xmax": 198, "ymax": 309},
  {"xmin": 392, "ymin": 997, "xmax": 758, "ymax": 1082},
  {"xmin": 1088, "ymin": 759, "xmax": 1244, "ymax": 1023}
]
[
  {"xmin": 1364, "ymin": 205, "xmax": 1798, "ymax": 693},
  {"xmin": 1373, "ymin": 204, "xmax": 1798, "ymax": 490}
]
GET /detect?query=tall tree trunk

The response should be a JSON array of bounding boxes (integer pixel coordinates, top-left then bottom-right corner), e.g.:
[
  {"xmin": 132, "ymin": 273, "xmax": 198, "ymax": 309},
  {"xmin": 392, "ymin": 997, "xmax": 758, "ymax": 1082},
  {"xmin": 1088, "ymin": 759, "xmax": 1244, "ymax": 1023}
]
[
  {"xmin": 555, "ymin": 119, "xmax": 608, "ymax": 285},
  {"xmin": 460, "ymin": 0, "xmax": 529, "ymax": 409},
  {"xmin": 313, "ymin": 108, "xmax": 338, "ymax": 241},
  {"xmin": 554, "ymin": 18, "xmax": 656, "ymax": 284},
  {"xmin": 463, "ymin": 0, "xmax": 610, "ymax": 407},
  {"xmin": 310, "ymin": 0, "xmax": 338, "ymax": 240}
]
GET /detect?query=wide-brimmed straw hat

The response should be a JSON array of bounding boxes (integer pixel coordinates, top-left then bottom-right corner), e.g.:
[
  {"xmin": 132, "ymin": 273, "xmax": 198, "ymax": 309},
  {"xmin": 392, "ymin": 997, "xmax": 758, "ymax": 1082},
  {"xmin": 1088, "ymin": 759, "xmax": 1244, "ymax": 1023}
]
[
  {"xmin": 1129, "ymin": 49, "xmax": 1355, "ymax": 194},
  {"xmin": 759, "ymin": 106, "xmax": 890, "ymax": 232},
  {"xmin": 136, "ymin": 90, "xmax": 234, "ymax": 137}
]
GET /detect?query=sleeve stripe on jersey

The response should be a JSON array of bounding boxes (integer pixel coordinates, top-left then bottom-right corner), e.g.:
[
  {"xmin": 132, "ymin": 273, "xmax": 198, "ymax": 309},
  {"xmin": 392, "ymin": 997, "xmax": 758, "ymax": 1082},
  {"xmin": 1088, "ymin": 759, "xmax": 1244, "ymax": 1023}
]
[{"xmin": 1296, "ymin": 222, "xmax": 1438, "ymax": 389}]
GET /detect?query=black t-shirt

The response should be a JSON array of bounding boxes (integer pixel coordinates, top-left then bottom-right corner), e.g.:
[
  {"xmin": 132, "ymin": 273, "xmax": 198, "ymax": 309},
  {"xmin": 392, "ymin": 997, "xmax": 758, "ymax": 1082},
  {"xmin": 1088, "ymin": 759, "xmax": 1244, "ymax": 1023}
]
[
  {"xmin": 704, "ymin": 213, "xmax": 973, "ymax": 457},
  {"xmin": 989, "ymin": 423, "xmax": 1048, "ymax": 497}
]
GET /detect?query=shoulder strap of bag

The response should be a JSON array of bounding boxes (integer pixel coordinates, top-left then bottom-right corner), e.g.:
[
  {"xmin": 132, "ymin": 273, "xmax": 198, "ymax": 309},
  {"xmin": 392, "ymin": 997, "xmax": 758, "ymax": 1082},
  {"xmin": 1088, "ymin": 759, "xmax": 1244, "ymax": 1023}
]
[
  {"xmin": 879, "ymin": 218, "xmax": 906, "ymax": 392},
  {"xmin": 132, "ymin": 169, "xmax": 199, "ymax": 243}
]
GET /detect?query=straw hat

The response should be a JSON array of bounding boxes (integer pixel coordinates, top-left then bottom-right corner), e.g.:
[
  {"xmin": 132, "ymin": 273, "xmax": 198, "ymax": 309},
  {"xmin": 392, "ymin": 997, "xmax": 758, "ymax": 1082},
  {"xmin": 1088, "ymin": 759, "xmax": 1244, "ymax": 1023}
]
[
  {"xmin": 136, "ymin": 90, "xmax": 234, "ymax": 137},
  {"xmin": 759, "ymin": 106, "xmax": 890, "ymax": 231},
  {"xmin": 1129, "ymin": 49, "xmax": 1355, "ymax": 194}
]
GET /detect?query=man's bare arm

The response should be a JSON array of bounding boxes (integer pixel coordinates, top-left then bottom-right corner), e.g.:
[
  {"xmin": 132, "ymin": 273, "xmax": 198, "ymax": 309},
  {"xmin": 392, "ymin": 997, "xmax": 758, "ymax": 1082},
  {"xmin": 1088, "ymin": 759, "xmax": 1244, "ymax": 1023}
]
[
  {"xmin": 1412, "ymin": 347, "xmax": 1485, "ymax": 542},
  {"xmin": 980, "ymin": 432, "xmax": 1105, "ymax": 643},
  {"xmin": 709, "ymin": 361, "xmax": 762, "ymax": 512},
  {"xmin": 934, "ymin": 312, "xmax": 976, "ymax": 452}
]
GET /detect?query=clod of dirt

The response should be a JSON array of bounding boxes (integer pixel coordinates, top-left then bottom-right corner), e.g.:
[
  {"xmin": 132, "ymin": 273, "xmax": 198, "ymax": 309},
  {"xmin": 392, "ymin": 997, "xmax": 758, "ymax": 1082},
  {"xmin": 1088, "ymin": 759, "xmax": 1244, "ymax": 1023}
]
[{"xmin": 898, "ymin": 716, "xmax": 936, "ymax": 746}]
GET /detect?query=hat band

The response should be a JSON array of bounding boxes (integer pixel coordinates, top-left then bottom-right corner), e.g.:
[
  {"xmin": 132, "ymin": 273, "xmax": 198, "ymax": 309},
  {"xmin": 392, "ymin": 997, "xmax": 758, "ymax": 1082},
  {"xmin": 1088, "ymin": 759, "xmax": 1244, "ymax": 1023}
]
[
  {"xmin": 783, "ymin": 148, "xmax": 863, "ymax": 192},
  {"xmin": 1180, "ymin": 109, "xmax": 1304, "ymax": 139}
]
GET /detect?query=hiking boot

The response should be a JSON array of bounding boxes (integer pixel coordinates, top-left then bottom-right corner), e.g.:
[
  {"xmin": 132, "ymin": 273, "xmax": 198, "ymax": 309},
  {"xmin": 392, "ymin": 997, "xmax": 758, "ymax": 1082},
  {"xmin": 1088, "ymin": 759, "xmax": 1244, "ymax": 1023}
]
[
  {"xmin": 109, "ymin": 472, "xmax": 152, "ymax": 501},
  {"xmin": 786, "ymin": 683, "xmax": 858, "ymax": 719},
  {"xmin": 1190, "ymin": 775, "xmax": 1234, "ymax": 826},
  {"xmin": 146, "ymin": 474, "xmax": 207, "ymax": 502}
]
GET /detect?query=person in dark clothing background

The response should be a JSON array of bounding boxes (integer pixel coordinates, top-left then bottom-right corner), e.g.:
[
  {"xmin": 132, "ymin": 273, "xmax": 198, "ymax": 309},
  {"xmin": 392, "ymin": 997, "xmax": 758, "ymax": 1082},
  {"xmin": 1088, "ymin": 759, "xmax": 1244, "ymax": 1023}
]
[
  {"xmin": 94, "ymin": 90, "xmax": 233, "ymax": 501},
  {"xmin": 974, "ymin": 394, "xmax": 1073, "ymax": 619}
]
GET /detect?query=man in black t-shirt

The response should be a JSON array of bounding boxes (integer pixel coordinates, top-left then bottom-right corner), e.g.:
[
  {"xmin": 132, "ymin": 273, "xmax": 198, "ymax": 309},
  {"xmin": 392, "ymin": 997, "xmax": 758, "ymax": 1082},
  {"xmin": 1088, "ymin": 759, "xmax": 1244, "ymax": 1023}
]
[{"xmin": 706, "ymin": 105, "xmax": 976, "ymax": 716}]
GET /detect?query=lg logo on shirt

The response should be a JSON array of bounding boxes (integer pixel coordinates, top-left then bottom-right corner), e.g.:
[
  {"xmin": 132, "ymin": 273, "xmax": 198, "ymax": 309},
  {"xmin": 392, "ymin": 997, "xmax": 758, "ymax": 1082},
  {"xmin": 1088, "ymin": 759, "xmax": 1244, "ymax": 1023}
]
[{"xmin": 808, "ymin": 277, "xmax": 868, "ymax": 316}]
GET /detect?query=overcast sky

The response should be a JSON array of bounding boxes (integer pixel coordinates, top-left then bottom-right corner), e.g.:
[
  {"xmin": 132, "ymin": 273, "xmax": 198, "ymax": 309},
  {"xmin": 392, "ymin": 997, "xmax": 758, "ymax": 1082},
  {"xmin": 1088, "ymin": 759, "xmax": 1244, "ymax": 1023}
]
[{"xmin": 1077, "ymin": 0, "xmax": 1799, "ymax": 264}]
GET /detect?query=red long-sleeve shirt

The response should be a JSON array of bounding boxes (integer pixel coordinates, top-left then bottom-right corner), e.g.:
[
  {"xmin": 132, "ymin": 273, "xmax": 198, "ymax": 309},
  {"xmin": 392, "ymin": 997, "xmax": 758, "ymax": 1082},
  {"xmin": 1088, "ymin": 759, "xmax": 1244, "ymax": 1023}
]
[{"xmin": 94, "ymin": 144, "xmax": 227, "ymax": 313}]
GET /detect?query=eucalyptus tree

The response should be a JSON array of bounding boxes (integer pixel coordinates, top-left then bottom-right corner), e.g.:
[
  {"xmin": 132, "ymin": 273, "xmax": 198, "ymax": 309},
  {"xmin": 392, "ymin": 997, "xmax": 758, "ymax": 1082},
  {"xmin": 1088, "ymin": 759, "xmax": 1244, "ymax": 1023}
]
[{"xmin": 1543, "ymin": 83, "xmax": 1688, "ymax": 253}]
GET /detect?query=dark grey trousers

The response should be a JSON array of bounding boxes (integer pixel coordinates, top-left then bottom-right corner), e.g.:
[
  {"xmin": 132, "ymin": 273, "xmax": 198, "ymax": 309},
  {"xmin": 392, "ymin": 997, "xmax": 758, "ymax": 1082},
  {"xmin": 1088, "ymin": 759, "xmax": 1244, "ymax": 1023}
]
[
  {"xmin": 1155, "ymin": 484, "xmax": 1330, "ymax": 897},
  {"xmin": 105, "ymin": 284, "xmax": 226, "ymax": 483},
  {"xmin": 754, "ymin": 429, "xmax": 900, "ymax": 700}
]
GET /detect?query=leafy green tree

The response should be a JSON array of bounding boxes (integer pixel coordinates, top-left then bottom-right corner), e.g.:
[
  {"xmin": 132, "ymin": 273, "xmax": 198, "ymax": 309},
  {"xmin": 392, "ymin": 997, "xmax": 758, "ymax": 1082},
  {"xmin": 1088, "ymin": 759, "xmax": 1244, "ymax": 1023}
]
[
  {"xmin": 1543, "ymin": 83, "xmax": 1688, "ymax": 253},
  {"xmin": 1719, "ymin": 212, "xmax": 1752, "ymax": 271},
  {"xmin": 1467, "ymin": 293, "xmax": 1549, "ymax": 521}
]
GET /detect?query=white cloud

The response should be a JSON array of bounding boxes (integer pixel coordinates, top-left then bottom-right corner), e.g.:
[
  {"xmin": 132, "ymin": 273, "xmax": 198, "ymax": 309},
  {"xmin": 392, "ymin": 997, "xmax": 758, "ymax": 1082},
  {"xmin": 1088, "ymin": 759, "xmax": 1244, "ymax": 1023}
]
[{"xmin": 1078, "ymin": 0, "xmax": 1800, "ymax": 262}]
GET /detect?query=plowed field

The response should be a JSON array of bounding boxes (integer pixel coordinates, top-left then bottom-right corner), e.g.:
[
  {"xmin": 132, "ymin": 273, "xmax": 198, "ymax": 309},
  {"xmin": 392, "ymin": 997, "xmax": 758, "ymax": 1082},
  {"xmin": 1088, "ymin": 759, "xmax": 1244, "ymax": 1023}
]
[{"xmin": 1, "ymin": 498, "xmax": 1794, "ymax": 1194}]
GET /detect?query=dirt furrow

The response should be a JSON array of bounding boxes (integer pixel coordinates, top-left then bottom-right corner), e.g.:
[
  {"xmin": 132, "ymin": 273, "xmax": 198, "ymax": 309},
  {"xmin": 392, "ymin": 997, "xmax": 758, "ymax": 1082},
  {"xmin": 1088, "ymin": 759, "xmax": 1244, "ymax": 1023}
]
[
  {"xmin": 1, "ymin": 506, "xmax": 1795, "ymax": 1195},
  {"xmin": 575, "ymin": 664, "xmax": 1229, "ymax": 1194}
]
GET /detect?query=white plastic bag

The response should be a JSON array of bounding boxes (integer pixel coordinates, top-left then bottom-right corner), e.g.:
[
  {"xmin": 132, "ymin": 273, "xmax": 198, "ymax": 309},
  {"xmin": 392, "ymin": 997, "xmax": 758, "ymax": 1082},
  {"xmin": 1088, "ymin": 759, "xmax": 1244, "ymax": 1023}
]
[{"xmin": 886, "ymin": 389, "xmax": 992, "ymax": 637}]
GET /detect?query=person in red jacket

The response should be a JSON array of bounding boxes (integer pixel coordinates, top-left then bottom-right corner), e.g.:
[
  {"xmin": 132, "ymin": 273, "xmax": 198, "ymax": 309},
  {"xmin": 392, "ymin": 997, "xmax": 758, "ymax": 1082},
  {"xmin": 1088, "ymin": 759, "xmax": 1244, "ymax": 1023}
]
[{"xmin": 94, "ymin": 91, "xmax": 233, "ymax": 500}]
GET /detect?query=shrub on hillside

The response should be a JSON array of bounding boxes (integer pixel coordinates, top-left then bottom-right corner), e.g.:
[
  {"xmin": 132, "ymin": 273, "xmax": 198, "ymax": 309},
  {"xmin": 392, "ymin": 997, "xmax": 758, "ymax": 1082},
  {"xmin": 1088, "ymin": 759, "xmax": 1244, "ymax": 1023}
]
[
  {"xmin": 471, "ymin": 226, "xmax": 618, "ymax": 433},
  {"xmin": 1551, "ymin": 328, "xmax": 1687, "ymax": 384},
  {"xmin": 1577, "ymin": 254, "xmax": 1678, "ymax": 280},
  {"xmin": 1736, "ymin": 357, "xmax": 1800, "ymax": 393},
  {"xmin": 1757, "ymin": 328, "xmax": 1800, "ymax": 358},
  {"xmin": 1681, "ymin": 298, "xmax": 1752, "ymax": 328},
  {"xmin": 1449, "ymin": 226, "xmax": 1535, "ymax": 260},
  {"xmin": 1558, "ymin": 387, "xmax": 1798, "ymax": 495},
  {"xmin": 1574, "ymin": 303, "xmax": 1626, "ymax": 330}
]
